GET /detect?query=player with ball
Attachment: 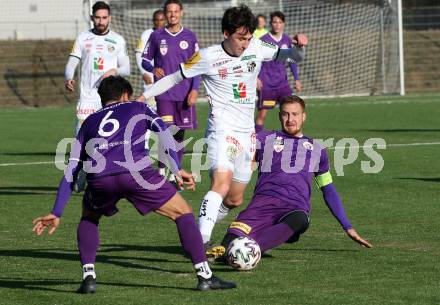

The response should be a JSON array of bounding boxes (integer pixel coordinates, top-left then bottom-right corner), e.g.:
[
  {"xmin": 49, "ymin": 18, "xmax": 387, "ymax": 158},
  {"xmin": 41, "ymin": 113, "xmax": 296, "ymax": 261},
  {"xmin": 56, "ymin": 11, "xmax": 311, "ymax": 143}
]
[{"xmin": 208, "ymin": 95, "xmax": 373, "ymax": 270}]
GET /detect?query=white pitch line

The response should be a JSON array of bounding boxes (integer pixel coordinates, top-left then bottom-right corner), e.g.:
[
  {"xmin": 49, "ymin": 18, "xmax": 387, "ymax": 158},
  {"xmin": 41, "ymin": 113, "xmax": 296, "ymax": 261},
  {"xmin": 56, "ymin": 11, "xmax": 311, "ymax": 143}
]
[
  {"xmin": 1, "ymin": 141, "xmax": 439, "ymax": 167},
  {"xmin": 307, "ymin": 98, "xmax": 439, "ymax": 107}
]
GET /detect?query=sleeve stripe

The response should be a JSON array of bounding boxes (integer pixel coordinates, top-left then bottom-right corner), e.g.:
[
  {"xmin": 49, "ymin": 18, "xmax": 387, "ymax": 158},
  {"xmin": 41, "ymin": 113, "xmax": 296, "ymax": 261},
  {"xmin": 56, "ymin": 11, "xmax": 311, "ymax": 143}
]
[
  {"xmin": 69, "ymin": 54, "xmax": 81, "ymax": 60},
  {"xmin": 274, "ymin": 47, "xmax": 281, "ymax": 60},
  {"xmin": 315, "ymin": 171, "xmax": 333, "ymax": 188},
  {"xmin": 179, "ymin": 64, "xmax": 188, "ymax": 79}
]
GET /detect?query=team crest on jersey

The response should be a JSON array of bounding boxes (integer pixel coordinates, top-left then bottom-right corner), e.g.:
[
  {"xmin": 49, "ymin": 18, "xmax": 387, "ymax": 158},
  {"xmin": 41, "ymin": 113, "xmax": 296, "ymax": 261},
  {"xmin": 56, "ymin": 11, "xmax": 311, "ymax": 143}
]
[
  {"xmin": 179, "ymin": 40, "xmax": 188, "ymax": 49},
  {"xmin": 303, "ymin": 141, "xmax": 314, "ymax": 151},
  {"xmin": 160, "ymin": 39, "xmax": 168, "ymax": 55},
  {"xmin": 281, "ymin": 44, "xmax": 288, "ymax": 49},
  {"xmin": 107, "ymin": 45, "xmax": 115, "ymax": 53},
  {"xmin": 232, "ymin": 82, "xmax": 247, "ymax": 99},
  {"xmin": 218, "ymin": 68, "xmax": 227, "ymax": 79},
  {"xmin": 273, "ymin": 136, "xmax": 284, "ymax": 153},
  {"xmin": 247, "ymin": 61, "xmax": 256, "ymax": 72}
]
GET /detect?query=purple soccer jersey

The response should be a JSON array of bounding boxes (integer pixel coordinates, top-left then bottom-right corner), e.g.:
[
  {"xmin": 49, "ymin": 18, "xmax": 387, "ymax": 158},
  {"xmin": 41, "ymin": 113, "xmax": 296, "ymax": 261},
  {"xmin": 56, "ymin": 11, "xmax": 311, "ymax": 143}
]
[
  {"xmin": 142, "ymin": 27, "xmax": 199, "ymax": 102},
  {"xmin": 258, "ymin": 33, "xmax": 298, "ymax": 91},
  {"xmin": 253, "ymin": 130, "xmax": 328, "ymax": 213},
  {"xmin": 51, "ymin": 101, "xmax": 181, "ymax": 217}
]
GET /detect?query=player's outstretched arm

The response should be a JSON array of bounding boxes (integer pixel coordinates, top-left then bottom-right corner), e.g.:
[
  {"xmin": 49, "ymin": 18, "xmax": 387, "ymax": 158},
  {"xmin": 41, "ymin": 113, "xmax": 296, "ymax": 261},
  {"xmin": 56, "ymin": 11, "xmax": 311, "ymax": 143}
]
[
  {"xmin": 346, "ymin": 228, "xmax": 373, "ymax": 248},
  {"xmin": 276, "ymin": 33, "xmax": 308, "ymax": 63},
  {"xmin": 32, "ymin": 213, "xmax": 60, "ymax": 235},
  {"xmin": 137, "ymin": 70, "xmax": 184, "ymax": 101}
]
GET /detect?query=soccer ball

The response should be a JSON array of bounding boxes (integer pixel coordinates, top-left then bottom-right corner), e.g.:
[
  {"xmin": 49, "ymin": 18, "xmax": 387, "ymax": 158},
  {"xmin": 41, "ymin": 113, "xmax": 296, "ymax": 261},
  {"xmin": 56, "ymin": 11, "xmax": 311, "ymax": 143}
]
[{"xmin": 226, "ymin": 237, "xmax": 261, "ymax": 271}]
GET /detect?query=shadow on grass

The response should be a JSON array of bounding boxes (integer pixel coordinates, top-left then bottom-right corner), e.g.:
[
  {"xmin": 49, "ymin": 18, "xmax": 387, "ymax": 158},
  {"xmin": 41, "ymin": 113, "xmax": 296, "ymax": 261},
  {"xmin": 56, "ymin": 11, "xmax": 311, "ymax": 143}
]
[
  {"xmin": 0, "ymin": 186, "xmax": 58, "ymax": 196},
  {"xmin": 0, "ymin": 152, "xmax": 57, "ymax": 157},
  {"xmin": 274, "ymin": 248, "xmax": 359, "ymax": 252},
  {"xmin": 395, "ymin": 177, "xmax": 440, "ymax": 183},
  {"xmin": 0, "ymin": 277, "xmax": 196, "ymax": 292},
  {"xmin": 364, "ymin": 128, "xmax": 440, "ymax": 132},
  {"xmin": 0, "ymin": 247, "xmax": 190, "ymax": 276}
]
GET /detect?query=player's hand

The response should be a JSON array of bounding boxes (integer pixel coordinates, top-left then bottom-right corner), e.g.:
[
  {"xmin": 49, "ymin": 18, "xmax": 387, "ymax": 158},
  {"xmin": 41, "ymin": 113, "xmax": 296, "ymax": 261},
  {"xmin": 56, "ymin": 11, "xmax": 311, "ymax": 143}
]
[
  {"xmin": 175, "ymin": 169, "xmax": 196, "ymax": 191},
  {"xmin": 32, "ymin": 213, "xmax": 60, "ymax": 236},
  {"xmin": 294, "ymin": 80, "xmax": 302, "ymax": 93},
  {"xmin": 346, "ymin": 228, "xmax": 373, "ymax": 248},
  {"xmin": 153, "ymin": 67, "xmax": 165, "ymax": 79},
  {"xmin": 187, "ymin": 90, "xmax": 198, "ymax": 107},
  {"xmin": 256, "ymin": 78, "xmax": 263, "ymax": 91},
  {"xmin": 143, "ymin": 73, "xmax": 153, "ymax": 85},
  {"xmin": 136, "ymin": 94, "xmax": 146, "ymax": 102},
  {"xmin": 292, "ymin": 33, "xmax": 308, "ymax": 48},
  {"xmin": 101, "ymin": 68, "xmax": 118, "ymax": 79},
  {"xmin": 65, "ymin": 79, "xmax": 75, "ymax": 92}
]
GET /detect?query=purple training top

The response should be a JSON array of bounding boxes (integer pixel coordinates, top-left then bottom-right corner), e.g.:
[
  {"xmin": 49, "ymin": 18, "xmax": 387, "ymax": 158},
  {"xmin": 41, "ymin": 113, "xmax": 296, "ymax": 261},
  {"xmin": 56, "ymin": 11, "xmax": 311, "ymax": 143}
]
[
  {"xmin": 51, "ymin": 101, "xmax": 181, "ymax": 217},
  {"xmin": 258, "ymin": 33, "xmax": 299, "ymax": 90},
  {"xmin": 142, "ymin": 27, "xmax": 200, "ymax": 102}
]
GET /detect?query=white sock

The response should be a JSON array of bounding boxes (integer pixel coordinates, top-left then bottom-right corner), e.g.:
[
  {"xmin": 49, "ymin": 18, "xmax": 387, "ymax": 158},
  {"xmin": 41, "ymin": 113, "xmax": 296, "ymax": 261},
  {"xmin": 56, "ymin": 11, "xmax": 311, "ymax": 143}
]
[
  {"xmin": 216, "ymin": 202, "xmax": 231, "ymax": 223},
  {"xmin": 198, "ymin": 191, "xmax": 223, "ymax": 244},
  {"xmin": 194, "ymin": 261, "xmax": 212, "ymax": 279},
  {"xmin": 82, "ymin": 263, "xmax": 96, "ymax": 280},
  {"xmin": 159, "ymin": 168, "xmax": 167, "ymax": 177}
]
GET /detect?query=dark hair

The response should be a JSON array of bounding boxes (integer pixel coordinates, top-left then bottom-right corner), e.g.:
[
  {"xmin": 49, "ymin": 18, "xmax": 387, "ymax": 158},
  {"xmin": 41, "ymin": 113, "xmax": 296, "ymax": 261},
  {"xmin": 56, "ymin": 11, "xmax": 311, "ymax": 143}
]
[
  {"xmin": 279, "ymin": 95, "xmax": 306, "ymax": 111},
  {"xmin": 153, "ymin": 9, "xmax": 164, "ymax": 19},
  {"xmin": 92, "ymin": 1, "xmax": 111, "ymax": 16},
  {"xmin": 98, "ymin": 76, "xmax": 133, "ymax": 106},
  {"xmin": 270, "ymin": 11, "xmax": 285, "ymax": 23},
  {"xmin": 256, "ymin": 14, "xmax": 266, "ymax": 20},
  {"xmin": 163, "ymin": 0, "xmax": 183, "ymax": 12},
  {"xmin": 222, "ymin": 4, "xmax": 257, "ymax": 35}
]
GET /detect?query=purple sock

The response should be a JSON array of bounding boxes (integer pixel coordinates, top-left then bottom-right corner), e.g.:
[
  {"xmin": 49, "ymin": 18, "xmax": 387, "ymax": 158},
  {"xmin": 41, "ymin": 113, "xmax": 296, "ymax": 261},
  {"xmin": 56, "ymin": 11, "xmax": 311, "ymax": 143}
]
[
  {"xmin": 77, "ymin": 218, "xmax": 100, "ymax": 265},
  {"xmin": 255, "ymin": 124, "xmax": 264, "ymax": 133},
  {"xmin": 254, "ymin": 222, "xmax": 294, "ymax": 253},
  {"xmin": 175, "ymin": 213, "xmax": 207, "ymax": 265}
]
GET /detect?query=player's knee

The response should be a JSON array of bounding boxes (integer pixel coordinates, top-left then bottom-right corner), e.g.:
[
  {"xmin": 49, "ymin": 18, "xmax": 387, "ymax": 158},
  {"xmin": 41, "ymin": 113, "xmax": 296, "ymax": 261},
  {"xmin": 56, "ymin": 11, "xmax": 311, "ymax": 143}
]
[
  {"xmin": 280, "ymin": 211, "xmax": 309, "ymax": 235},
  {"xmin": 80, "ymin": 215, "xmax": 101, "ymax": 226},
  {"xmin": 211, "ymin": 181, "xmax": 231, "ymax": 198},
  {"xmin": 223, "ymin": 195, "xmax": 243, "ymax": 208}
]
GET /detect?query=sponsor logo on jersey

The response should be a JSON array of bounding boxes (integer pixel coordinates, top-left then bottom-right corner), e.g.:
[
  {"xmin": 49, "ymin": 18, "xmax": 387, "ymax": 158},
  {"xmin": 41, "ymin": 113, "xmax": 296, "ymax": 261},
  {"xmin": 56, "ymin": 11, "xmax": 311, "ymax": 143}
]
[
  {"xmin": 303, "ymin": 141, "xmax": 314, "ymax": 151},
  {"xmin": 184, "ymin": 51, "xmax": 201, "ymax": 70},
  {"xmin": 218, "ymin": 68, "xmax": 227, "ymax": 79},
  {"xmin": 161, "ymin": 115, "xmax": 173, "ymax": 123},
  {"xmin": 232, "ymin": 65, "xmax": 244, "ymax": 74},
  {"xmin": 247, "ymin": 61, "xmax": 256, "ymax": 72},
  {"xmin": 226, "ymin": 135, "xmax": 243, "ymax": 152},
  {"xmin": 232, "ymin": 82, "xmax": 247, "ymax": 99},
  {"xmin": 241, "ymin": 54, "xmax": 256, "ymax": 61},
  {"xmin": 105, "ymin": 38, "xmax": 117, "ymax": 44},
  {"xmin": 96, "ymin": 44, "xmax": 104, "ymax": 52},
  {"xmin": 273, "ymin": 136, "xmax": 284, "ymax": 153},
  {"xmin": 179, "ymin": 40, "xmax": 188, "ymax": 49},
  {"xmin": 261, "ymin": 40, "xmax": 277, "ymax": 49},
  {"xmin": 212, "ymin": 59, "xmax": 233, "ymax": 67},
  {"xmin": 94, "ymin": 57, "xmax": 104, "ymax": 70},
  {"xmin": 160, "ymin": 39, "xmax": 168, "ymax": 55}
]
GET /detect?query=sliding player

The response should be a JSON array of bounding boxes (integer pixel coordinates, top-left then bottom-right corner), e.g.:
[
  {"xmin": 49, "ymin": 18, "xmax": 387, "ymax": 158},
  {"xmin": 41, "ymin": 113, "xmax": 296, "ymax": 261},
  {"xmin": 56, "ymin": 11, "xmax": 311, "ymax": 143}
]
[
  {"xmin": 32, "ymin": 76, "xmax": 236, "ymax": 293},
  {"xmin": 208, "ymin": 96, "xmax": 372, "ymax": 261}
]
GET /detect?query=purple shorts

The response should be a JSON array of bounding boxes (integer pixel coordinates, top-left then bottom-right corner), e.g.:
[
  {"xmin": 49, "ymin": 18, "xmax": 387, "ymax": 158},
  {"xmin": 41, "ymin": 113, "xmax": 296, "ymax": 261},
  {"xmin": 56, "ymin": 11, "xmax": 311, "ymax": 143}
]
[
  {"xmin": 227, "ymin": 195, "xmax": 308, "ymax": 240},
  {"xmin": 156, "ymin": 99, "xmax": 197, "ymax": 130},
  {"xmin": 258, "ymin": 85, "xmax": 293, "ymax": 110},
  {"xmin": 84, "ymin": 170, "xmax": 177, "ymax": 217}
]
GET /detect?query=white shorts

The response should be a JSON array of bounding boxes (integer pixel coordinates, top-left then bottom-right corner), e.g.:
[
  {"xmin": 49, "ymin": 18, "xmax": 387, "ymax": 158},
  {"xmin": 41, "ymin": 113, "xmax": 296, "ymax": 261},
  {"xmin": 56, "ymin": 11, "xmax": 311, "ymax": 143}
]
[
  {"xmin": 76, "ymin": 99, "xmax": 102, "ymax": 134},
  {"xmin": 206, "ymin": 130, "xmax": 256, "ymax": 184}
]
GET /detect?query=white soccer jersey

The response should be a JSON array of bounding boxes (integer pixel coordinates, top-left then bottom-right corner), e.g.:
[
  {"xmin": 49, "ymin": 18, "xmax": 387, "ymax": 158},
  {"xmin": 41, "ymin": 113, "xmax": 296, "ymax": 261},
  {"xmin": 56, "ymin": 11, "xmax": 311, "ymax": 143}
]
[
  {"xmin": 180, "ymin": 38, "xmax": 279, "ymax": 132},
  {"xmin": 136, "ymin": 28, "xmax": 154, "ymax": 53},
  {"xmin": 70, "ymin": 30, "xmax": 128, "ymax": 102}
]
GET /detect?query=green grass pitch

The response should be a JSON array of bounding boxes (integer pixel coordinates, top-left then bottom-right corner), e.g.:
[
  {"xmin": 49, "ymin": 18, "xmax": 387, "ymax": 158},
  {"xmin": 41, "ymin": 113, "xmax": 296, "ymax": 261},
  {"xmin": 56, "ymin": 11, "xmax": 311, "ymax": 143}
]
[{"xmin": 0, "ymin": 94, "xmax": 439, "ymax": 305}]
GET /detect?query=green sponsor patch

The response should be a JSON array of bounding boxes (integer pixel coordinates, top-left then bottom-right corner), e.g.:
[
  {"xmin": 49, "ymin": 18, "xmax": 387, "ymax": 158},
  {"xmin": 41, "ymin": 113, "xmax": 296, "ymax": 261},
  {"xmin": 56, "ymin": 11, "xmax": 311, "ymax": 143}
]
[{"xmin": 105, "ymin": 38, "xmax": 117, "ymax": 44}]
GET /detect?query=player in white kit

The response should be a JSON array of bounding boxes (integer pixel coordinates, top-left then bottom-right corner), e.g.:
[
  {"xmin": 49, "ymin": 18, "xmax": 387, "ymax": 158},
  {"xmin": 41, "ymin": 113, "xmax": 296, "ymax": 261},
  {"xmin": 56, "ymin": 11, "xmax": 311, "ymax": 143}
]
[
  {"xmin": 64, "ymin": 1, "xmax": 130, "ymax": 192},
  {"xmin": 139, "ymin": 4, "xmax": 308, "ymax": 245},
  {"xmin": 65, "ymin": 1, "xmax": 130, "ymax": 134}
]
